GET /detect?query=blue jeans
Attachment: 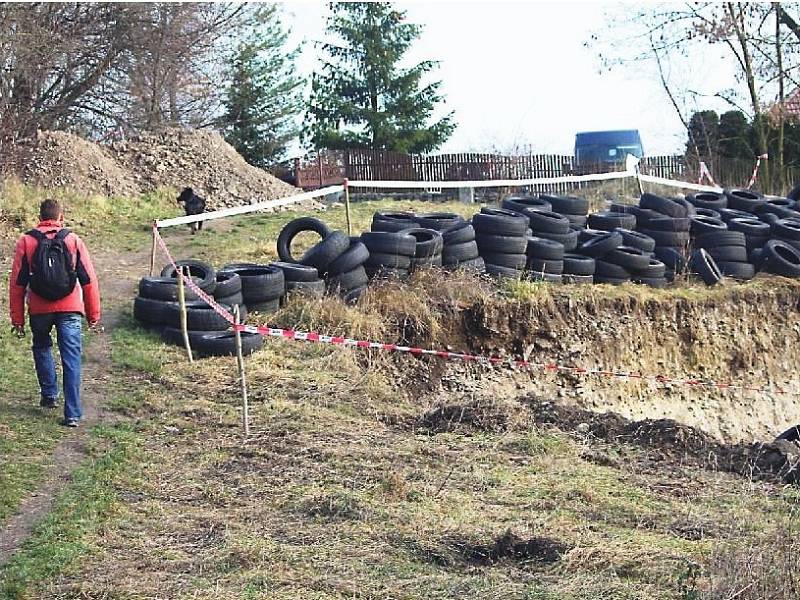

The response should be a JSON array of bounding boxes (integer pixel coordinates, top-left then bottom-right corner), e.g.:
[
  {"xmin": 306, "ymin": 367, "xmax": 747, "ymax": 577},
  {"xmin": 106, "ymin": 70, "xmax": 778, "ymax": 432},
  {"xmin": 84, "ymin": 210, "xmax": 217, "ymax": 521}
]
[{"xmin": 30, "ymin": 312, "xmax": 83, "ymax": 421}]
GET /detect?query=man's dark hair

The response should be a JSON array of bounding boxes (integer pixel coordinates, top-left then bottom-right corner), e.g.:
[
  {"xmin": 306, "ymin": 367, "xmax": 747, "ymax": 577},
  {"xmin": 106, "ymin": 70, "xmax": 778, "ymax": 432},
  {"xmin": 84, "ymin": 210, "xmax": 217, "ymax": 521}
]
[{"xmin": 40, "ymin": 199, "xmax": 62, "ymax": 221}]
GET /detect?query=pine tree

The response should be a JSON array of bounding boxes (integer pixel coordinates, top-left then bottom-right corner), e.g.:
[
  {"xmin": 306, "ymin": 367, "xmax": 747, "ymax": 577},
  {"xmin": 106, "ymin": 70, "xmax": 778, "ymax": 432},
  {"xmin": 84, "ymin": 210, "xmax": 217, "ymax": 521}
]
[
  {"xmin": 307, "ymin": 2, "xmax": 455, "ymax": 153},
  {"xmin": 223, "ymin": 5, "xmax": 304, "ymax": 167}
]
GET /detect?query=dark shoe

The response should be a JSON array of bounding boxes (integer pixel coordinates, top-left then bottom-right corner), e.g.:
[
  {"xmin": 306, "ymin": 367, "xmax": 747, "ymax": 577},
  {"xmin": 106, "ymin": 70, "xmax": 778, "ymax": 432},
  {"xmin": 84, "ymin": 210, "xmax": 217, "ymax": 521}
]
[
  {"xmin": 40, "ymin": 396, "xmax": 59, "ymax": 409},
  {"xmin": 63, "ymin": 418, "xmax": 80, "ymax": 428}
]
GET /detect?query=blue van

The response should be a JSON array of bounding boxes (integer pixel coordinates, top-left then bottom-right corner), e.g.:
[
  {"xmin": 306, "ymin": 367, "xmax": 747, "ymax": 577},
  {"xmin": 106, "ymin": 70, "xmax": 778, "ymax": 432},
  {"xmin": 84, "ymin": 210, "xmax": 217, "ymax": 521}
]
[{"xmin": 574, "ymin": 130, "xmax": 644, "ymax": 167}]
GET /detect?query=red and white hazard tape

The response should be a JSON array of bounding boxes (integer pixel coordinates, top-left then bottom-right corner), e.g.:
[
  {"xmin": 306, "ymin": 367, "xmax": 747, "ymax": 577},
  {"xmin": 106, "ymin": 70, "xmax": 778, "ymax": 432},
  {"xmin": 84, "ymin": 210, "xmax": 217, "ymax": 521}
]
[
  {"xmin": 747, "ymin": 154, "xmax": 769, "ymax": 189},
  {"xmin": 698, "ymin": 161, "xmax": 717, "ymax": 187},
  {"xmin": 153, "ymin": 227, "xmax": 783, "ymax": 395}
]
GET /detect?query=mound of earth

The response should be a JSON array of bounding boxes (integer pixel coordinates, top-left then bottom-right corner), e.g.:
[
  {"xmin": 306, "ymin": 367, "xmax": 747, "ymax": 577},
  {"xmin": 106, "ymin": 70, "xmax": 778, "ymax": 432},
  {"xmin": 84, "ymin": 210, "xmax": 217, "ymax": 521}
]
[
  {"xmin": 17, "ymin": 129, "xmax": 304, "ymax": 211},
  {"xmin": 108, "ymin": 128, "xmax": 300, "ymax": 209},
  {"xmin": 23, "ymin": 131, "xmax": 139, "ymax": 198}
]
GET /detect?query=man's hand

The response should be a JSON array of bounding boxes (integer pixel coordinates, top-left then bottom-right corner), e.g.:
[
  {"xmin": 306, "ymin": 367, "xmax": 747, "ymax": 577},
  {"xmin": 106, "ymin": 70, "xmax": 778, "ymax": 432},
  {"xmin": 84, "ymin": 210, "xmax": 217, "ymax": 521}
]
[
  {"xmin": 11, "ymin": 325, "xmax": 25, "ymax": 339},
  {"xmin": 88, "ymin": 321, "xmax": 104, "ymax": 334}
]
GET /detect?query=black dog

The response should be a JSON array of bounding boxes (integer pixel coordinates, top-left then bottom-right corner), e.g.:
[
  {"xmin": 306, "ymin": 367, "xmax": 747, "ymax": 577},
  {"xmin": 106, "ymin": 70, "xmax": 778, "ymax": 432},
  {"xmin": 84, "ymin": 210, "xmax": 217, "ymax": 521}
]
[{"xmin": 176, "ymin": 187, "xmax": 206, "ymax": 234}]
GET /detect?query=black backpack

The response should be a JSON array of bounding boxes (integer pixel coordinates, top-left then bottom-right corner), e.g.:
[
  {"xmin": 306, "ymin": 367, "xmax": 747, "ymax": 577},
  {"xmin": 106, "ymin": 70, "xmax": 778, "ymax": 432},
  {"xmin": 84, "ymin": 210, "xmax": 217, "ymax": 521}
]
[{"xmin": 27, "ymin": 229, "xmax": 78, "ymax": 300}]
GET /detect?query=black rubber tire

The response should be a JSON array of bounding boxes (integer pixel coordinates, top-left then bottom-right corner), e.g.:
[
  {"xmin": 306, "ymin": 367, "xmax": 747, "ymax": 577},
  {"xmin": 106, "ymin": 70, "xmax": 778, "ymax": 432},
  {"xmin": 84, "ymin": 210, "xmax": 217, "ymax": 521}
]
[
  {"xmin": 138, "ymin": 277, "xmax": 200, "ymax": 302},
  {"xmin": 365, "ymin": 265, "xmax": 409, "ymax": 280},
  {"xmin": 248, "ymin": 298, "xmax": 281, "ymax": 313},
  {"xmin": 631, "ymin": 258, "xmax": 666, "ymax": 278},
  {"xmin": 163, "ymin": 300, "xmax": 238, "ymax": 331},
  {"xmin": 300, "ymin": 230, "xmax": 351, "ymax": 273},
  {"xmin": 637, "ymin": 229, "xmax": 690, "ymax": 247},
  {"xmin": 613, "ymin": 228, "xmax": 656, "ymax": 252},
  {"xmin": 161, "ymin": 326, "xmax": 216, "ymax": 347},
  {"xmin": 213, "ymin": 271, "xmax": 242, "ymax": 296},
  {"xmin": 705, "ymin": 245, "xmax": 747, "ymax": 263},
  {"xmin": 527, "ymin": 272, "xmax": 563, "ymax": 284},
  {"xmin": 214, "ymin": 291, "xmax": 245, "ymax": 307},
  {"xmin": 562, "ymin": 254, "xmax": 596, "ymax": 275},
  {"xmin": 326, "ymin": 241, "xmax": 370, "ymax": 275},
  {"xmin": 191, "ymin": 331, "xmax": 263, "ymax": 358},
  {"xmin": 476, "ymin": 233, "xmax": 528, "ymax": 254},
  {"xmin": 472, "ymin": 209, "xmax": 528, "ymax": 235},
  {"xmin": 342, "ymin": 285, "xmax": 367, "ymax": 304},
  {"xmin": 640, "ymin": 193, "xmax": 688, "ymax": 218},
  {"xmin": 484, "ymin": 263, "xmax": 522, "ymax": 279},
  {"xmin": 481, "ymin": 252, "xmax": 527, "ymax": 270},
  {"xmin": 270, "ymin": 262, "xmax": 319, "ymax": 282},
  {"xmin": 687, "ymin": 191, "xmax": 727, "ymax": 210},
  {"xmin": 689, "ymin": 249, "xmax": 723, "ymax": 286},
  {"xmin": 776, "ymin": 424, "xmax": 800, "ymax": 442},
  {"xmin": 526, "ymin": 258, "xmax": 564, "ymax": 274},
  {"xmin": 645, "ymin": 217, "xmax": 691, "ymax": 232},
  {"xmin": 133, "ymin": 296, "xmax": 175, "ymax": 326},
  {"xmin": 286, "ymin": 279, "xmax": 325, "ymax": 298},
  {"xmin": 219, "ymin": 265, "xmax": 284, "ymax": 303},
  {"xmin": 414, "ymin": 212, "xmax": 465, "ymax": 231},
  {"xmin": 442, "ymin": 240, "xmax": 480, "ymax": 263},
  {"xmin": 673, "ymin": 197, "xmax": 697, "ymax": 217},
  {"xmin": 595, "ymin": 260, "xmax": 631, "ymax": 279},
  {"xmin": 364, "ymin": 253, "xmax": 412, "ymax": 269},
  {"xmin": 728, "ymin": 218, "xmax": 770, "ymax": 237},
  {"xmin": 527, "ymin": 236, "xmax": 565, "ymax": 260},
  {"xmin": 360, "ymin": 231, "xmax": 416, "ymax": 256},
  {"xmin": 327, "ymin": 265, "xmax": 369, "ymax": 292},
  {"xmin": 578, "ymin": 231, "xmax": 623, "ymax": 258},
  {"xmin": 502, "ymin": 195, "xmax": 551, "ymax": 214},
  {"xmin": 451, "ymin": 256, "xmax": 486, "ymax": 273},
  {"xmin": 594, "ymin": 276, "xmax": 629, "ymax": 285},
  {"xmin": 632, "ymin": 276, "xmax": 668, "ymax": 288},
  {"xmin": 760, "ymin": 213, "xmax": 782, "ymax": 226},
  {"xmin": 690, "ymin": 216, "xmax": 727, "ymax": 236},
  {"xmin": 750, "ymin": 247, "xmax": 766, "ymax": 270},
  {"xmin": 654, "ymin": 247, "xmax": 688, "ymax": 272},
  {"xmin": 695, "ymin": 207, "xmax": 722, "ymax": 220},
  {"xmin": 588, "ymin": 211, "xmax": 636, "ymax": 231},
  {"xmin": 753, "ymin": 199, "xmax": 799, "ymax": 219},
  {"xmin": 562, "ymin": 274, "xmax": 594, "ymax": 285},
  {"xmin": 715, "ymin": 260, "xmax": 755, "ymax": 280},
  {"xmin": 604, "ymin": 246, "xmax": 651, "ymax": 271},
  {"xmin": 693, "ymin": 230, "xmax": 747, "ymax": 249},
  {"xmin": 160, "ymin": 259, "xmax": 216, "ymax": 293},
  {"xmin": 411, "ymin": 255, "xmax": 443, "ymax": 270},
  {"xmin": 578, "ymin": 228, "xmax": 606, "ymax": 243},
  {"xmin": 533, "ymin": 229, "xmax": 579, "ymax": 251},
  {"xmin": 609, "ymin": 202, "xmax": 638, "ymax": 214},
  {"xmin": 540, "ymin": 194, "xmax": 589, "ymax": 215},
  {"xmin": 372, "ymin": 212, "xmax": 417, "ymax": 233},
  {"xmin": 725, "ymin": 188, "xmax": 764, "ymax": 213},
  {"xmin": 399, "ymin": 228, "xmax": 444, "ymax": 258},
  {"xmin": 442, "ymin": 221, "xmax": 476, "ymax": 244},
  {"xmin": 746, "ymin": 235, "xmax": 769, "ymax": 252},
  {"xmin": 527, "ymin": 210, "xmax": 570, "ymax": 234},
  {"xmin": 564, "ymin": 214, "xmax": 588, "ymax": 227},
  {"xmin": 630, "ymin": 206, "xmax": 666, "ymax": 225},
  {"xmin": 276, "ymin": 217, "xmax": 332, "ymax": 263},
  {"xmin": 718, "ymin": 208, "xmax": 753, "ymax": 223},
  {"xmin": 762, "ymin": 240, "xmax": 800, "ymax": 277},
  {"xmin": 771, "ymin": 219, "xmax": 800, "ymax": 241}
]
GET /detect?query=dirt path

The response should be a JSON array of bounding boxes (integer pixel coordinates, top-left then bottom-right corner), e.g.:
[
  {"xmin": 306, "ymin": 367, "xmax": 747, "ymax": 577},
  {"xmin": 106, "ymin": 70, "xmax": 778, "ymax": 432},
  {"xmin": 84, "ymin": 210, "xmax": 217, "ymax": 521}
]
[{"xmin": 0, "ymin": 247, "xmax": 143, "ymax": 568}]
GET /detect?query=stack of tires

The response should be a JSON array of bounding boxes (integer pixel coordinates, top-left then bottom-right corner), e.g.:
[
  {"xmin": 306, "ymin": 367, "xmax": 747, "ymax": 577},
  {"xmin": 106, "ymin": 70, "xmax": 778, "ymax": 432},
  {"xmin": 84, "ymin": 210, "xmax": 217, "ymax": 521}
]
[
  {"xmin": 634, "ymin": 193, "xmax": 692, "ymax": 282},
  {"xmin": 272, "ymin": 262, "xmax": 325, "ymax": 299},
  {"xmin": 360, "ymin": 231, "xmax": 416, "ymax": 280},
  {"xmin": 757, "ymin": 240, "xmax": 800, "ymax": 277},
  {"xmin": 587, "ymin": 210, "xmax": 636, "ymax": 232},
  {"xmin": 525, "ymin": 209, "xmax": 578, "ymax": 251},
  {"xmin": 372, "ymin": 212, "xmax": 418, "ymax": 232},
  {"xmin": 399, "ymin": 228, "xmax": 444, "ymax": 270},
  {"xmin": 440, "ymin": 221, "xmax": 485, "ymax": 272},
  {"xmin": 526, "ymin": 237, "xmax": 565, "ymax": 283},
  {"xmin": 690, "ymin": 230, "xmax": 754, "ymax": 281},
  {"xmin": 325, "ymin": 238, "xmax": 370, "ymax": 302},
  {"xmin": 219, "ymin": 263, "xmax": 285, "ymax": 313},
  {"xmin": 415, "ymin": 212, "xmax": 464, "ymax": 232},
  {"xmin": 501, "ymin": 195, "xmax": 551, "ymax": 215},
  {"xmin": 577, "ymin": 231, "xmax": 667, "ymax": 286},
  {"xmin": 473, "ymin": 207, "xmax": 529, "ymax": 278},
  {"xmin": 541, "ymin": 194, "xmax": 590, "ymax": 229}
]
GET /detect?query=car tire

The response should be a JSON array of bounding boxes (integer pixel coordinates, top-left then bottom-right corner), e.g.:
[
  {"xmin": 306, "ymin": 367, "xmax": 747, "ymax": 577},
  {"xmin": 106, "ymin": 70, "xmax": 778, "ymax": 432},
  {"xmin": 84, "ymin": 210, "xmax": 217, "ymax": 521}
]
[{"xmin": 276, "ymin": 217, "xmax": 332, "ymax": 263}]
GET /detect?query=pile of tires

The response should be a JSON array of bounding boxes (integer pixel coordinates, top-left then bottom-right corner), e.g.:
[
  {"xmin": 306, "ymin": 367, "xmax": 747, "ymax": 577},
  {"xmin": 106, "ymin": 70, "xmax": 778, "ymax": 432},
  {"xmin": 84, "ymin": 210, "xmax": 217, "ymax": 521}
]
[
  {"xmin": 473, "ymin": 207, "xmax": 529, "ymax": 278},
  {"xmin": 400, "ymin": 228, "xmax": 444, "ymax": 270},
  {"xmin": 525, "ymin": 208, "xmax": 577, "ymax": 253},
  {"xmin": 325, "ymin": 237, "xmax": 370, "ymax": 303},
  {"xmin": 440, "ymin": 220, "xmax": 485, "ymax": 272},
  {"xmin": 219, "ymin": 263, "xmax": 285, "ymax": 313},
  {"xmin": 577, "ymin": 230, "xmax": 667, "ymax": 287},
  {"xmin": 633, "ymin": 193, "xmax": 692, "ymax": 282},
  {"xmin": 691, "ymin": 230, "xmax": 754, "ymax": 281},
  {"xmin": 134, "ymin": 259, "xmax": 263, "ymax": 357},
  {"xmin": 372, "ymin": 211, "xmax": 418, "ymax": 232},
  {"xmin": 272, "ymin": 262, "xmax": 325, "ymax": 299},
  {"xmin": 541, "ymin": 194, "xmax": 590, "ymax": 229},
  {"xmin": 525, "ymin": 236, "xmax": 565, "ymax": 283},
  {"xmin": 757, "ymin": 240, "xmax": 800, "ymax": 277},
  {"xmin": 360, "ymin": 231, "xmax": 416, "ymax": 280}
]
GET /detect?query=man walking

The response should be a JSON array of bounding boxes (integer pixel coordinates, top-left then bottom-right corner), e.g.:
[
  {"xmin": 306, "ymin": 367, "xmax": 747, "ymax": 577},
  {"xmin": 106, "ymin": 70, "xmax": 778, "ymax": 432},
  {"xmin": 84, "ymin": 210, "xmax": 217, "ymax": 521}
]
[{"xmin": 8, "ymin": 199, "xmax": 101, "ymax": 427}]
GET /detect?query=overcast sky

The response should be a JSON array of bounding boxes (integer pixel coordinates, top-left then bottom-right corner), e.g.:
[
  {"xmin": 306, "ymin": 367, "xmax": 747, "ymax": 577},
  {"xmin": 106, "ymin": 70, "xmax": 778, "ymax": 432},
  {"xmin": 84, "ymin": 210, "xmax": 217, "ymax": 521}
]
[{"xmin": 284, "ymin": 2, "xmax": 738, "ymax": 156}]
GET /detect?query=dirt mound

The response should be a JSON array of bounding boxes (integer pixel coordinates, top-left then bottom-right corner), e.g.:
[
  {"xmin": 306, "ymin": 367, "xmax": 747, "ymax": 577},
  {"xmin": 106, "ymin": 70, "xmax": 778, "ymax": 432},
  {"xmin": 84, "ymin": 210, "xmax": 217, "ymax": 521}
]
[
  {"xmin": 23, "ymin": 131, "xmax": 139, "ymax": 197},
  {"xmin": 416, "ymin": 396, "xmax": 528, "ymax": 433},
  {"xmin": 108, "ymin": 128, "xmax": 300, "ymax": 209}
]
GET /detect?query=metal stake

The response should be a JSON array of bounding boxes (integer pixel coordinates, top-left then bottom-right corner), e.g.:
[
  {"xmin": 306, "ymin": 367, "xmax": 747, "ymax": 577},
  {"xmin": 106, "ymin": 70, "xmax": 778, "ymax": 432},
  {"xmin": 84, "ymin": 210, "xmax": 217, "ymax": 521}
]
[{"xmin": 233, "ymin": 305, "xmax": 250, "ymax": 435}]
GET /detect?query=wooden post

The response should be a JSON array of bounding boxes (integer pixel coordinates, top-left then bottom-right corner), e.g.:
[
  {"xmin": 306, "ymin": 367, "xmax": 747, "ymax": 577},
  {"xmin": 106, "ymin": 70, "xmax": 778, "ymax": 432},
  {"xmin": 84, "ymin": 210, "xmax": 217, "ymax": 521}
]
[
  {"xmin": 177, "ymin": 266, "xmax": 193, "ymax": 363},
  {"xmin": 344, "ymin": 178, "xmax": 352, "ymax": 235},
  {"xmin": 149, "ymin": 222, "xmax": 158, "ymax": 276},
  {"xmin": 233, "ymin": 305, "xmax": 250, "ymax": 435},
  {"xmin": 635, "ymin": 165, "xmax": 644, "ymax": 196}
]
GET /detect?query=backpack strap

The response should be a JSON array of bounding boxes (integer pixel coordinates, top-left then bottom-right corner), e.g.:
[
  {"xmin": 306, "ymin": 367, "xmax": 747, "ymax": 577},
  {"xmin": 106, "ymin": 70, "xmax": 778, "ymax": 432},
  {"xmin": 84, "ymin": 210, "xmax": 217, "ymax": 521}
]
[
  {"xmin": 26, "ymin": 229, "xmax": 46, "ymax": 242},
  {"xmin": 54, "ymin": 228, "xmax": 72, "ymax": 241}
]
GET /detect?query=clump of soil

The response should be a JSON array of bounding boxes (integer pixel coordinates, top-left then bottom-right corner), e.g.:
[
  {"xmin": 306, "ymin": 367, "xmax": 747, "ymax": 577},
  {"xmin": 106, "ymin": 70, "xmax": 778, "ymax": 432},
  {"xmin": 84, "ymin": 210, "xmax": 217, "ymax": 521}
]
[
  {"xmin": 464, "ymin": 530, "xmax": 569, "ymax": 566},
  {"xmin": 415, "ymin": 396, "xmax": 528, "ymax": 433},
  {"xmin": 23, "ymin": 131, "xmax": 139, "ymax": 197},
  {"xmin": 108, "ymin": 128, "xmax": 300, "ymax": 209}
]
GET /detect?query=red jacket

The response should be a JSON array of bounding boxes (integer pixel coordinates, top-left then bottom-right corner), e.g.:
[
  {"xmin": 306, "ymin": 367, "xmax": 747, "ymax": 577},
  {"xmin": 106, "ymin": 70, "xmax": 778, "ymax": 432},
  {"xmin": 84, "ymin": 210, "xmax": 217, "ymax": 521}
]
[{"xmin": 9, "ymin": 220, "xmax": 101, "ymax": 327}]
